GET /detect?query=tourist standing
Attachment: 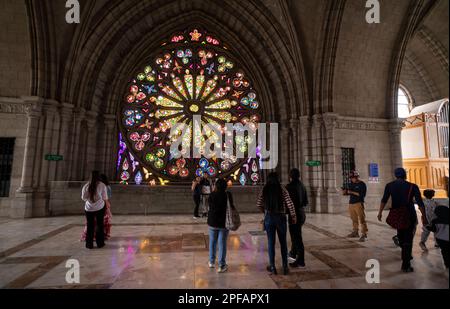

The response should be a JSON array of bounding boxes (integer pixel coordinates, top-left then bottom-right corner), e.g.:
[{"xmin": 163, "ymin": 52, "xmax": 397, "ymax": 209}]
[
  {"xmin": 81, "ymin": 173, "xmax": 113, "ymax": 241},
  {"xmin": 257, "ymin": 172, "xmax": 297, "ymax": 275},
  {"xmin": 285, "ymin": 168, "xmax": 308, "ymax": 268},
  {"xmin": 377, "ymin": 167, "xmax": 427, "ymax": 272},
  {"xmin": 191, "ymin": 176, "xmax": 202, "ymax": 218},
  {"xmin": 419, "ymin": 189, "xmax": 438, "ymax": 251},
  {"xmin": 207, "ymin": 178, "xmax": 234, "ymax": 273},
  {"xmin": 81, "ymin": 171, "xmax": 110, "ymax": 249},
  {"xmin": 343, "ymin": 171, "xmax": 368, "ymax": 242}
]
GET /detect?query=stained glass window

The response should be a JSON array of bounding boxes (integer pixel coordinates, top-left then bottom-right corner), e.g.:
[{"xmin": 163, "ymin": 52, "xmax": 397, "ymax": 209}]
[{"xmin": 117, "ymin": 28, "xmax": 262, "ymax": 185}]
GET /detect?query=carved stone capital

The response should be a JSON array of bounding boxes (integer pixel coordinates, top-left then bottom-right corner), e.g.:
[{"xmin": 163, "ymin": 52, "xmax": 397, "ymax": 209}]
[
  {"xmin": 288, "ymin": 118, "xmax": 299, "ymax": 130},
  {"xmin": 60, "ymin": 102, "xmax": 74, "ymax": 120},
  {"xmin": 312, "ymin": 114, "xmax": 323, "ymax": 128},
  {"xmin": 86, "ymin": 111, "xmax": 98, "ymax": 129},
  {"xmin": 388, "ymin": 118, "xmax": 405, "ymax": 135},
  {"xmin": 74, "ymin": 108, "xmax": 86, "ymax": 122},
  {"xmin": 322, "ymin": 113, "xmax": 339, "ymax": 130},
  {"xmin": 299, "ymin": 115, "xmax": 310, "ymax": 130},
  {"xmin": 104, "ymin": 114, "xmax": 117, "ymax": 130}
]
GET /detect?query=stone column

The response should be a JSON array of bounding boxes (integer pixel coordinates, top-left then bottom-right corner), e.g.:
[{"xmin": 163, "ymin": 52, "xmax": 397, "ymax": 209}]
[
  {"xmin": 299, "ymin": 116, "xmax": 310, "ymax": 182},
  {"xmin": 310, "ymin": 114, "xmax": 324, "ymax": 212},
  {"xmin": 279, "ymin": 122, "xmax": 290, "ymax": 184},
  {"xmin": 84, "ymin": 111, "xmax": 98, "ymax": 179},
  {"xmin": 69, "ymin": 108, "xmax": 86, "ymax": 180},
  {"xmin": 31, "ymin": 100, "xmax": 59, "ymax": 217},
  {"xmin": 299, "ymin": 115, "xmax": 312, "ymax": 212},
  {"xmin": 13, "ymin": 97, "xmax": 43, "ymax": 218},
  {"xmin": 103, "ymin": 114, "xmax": 117, "ymax": 180},
  {"xmin": 389, "ymin": 119, "xmax": 404, "ymax": 170},
  {"xmin": 322, "ymin": 113, "xmax": 340, "ymax": 213},
  {"xmin": 288, "ymin": 118, "xmax": 300, "ymax": 169},
  {"xmin": 56, "ymin": 103, "xmax": 74, "ymax": 181},
  {"xmin": 38, "ymin": 100, "xmax": 59, "ymax": 189}
]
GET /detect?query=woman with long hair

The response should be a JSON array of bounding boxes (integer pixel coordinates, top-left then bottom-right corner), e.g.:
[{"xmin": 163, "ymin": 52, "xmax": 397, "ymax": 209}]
[
  {"xmin": 257, "ymin": 172, "xmax": 297, "ymax": 275},
  {"xmin": 81, "ymin": 174, "xmax": 113, "ymax": 241},
  {"xmin": 81, "ymin": 171, "xmax": 110, "ymax": 249},
  {"xmin": 207, "ymin": 178, "xmax": 235, "ymax": 273}
]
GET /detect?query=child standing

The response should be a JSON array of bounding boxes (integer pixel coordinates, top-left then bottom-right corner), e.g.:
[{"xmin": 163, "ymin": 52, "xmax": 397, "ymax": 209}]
[
  {"xmin": 427, "ymin": 206, "xmax": 449, "ymax": 269},
  {"xmin": 419, "ymin": 189, "xmax": 438, "ymax": 251}
]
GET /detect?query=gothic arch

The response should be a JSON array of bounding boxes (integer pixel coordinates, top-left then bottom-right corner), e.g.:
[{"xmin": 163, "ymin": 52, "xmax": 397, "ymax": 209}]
[
  {"xmin": 58, "ymin": 0, "xmax": 308, "ymax": 124},
  {"xmin": 386, "ymin": 0, "xmax": 439, "ymax": 119}
]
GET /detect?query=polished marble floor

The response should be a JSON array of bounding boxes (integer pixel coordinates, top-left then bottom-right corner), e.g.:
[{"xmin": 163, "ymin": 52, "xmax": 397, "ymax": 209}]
[{"xmin": 0, "ymin": 211, "xmax": 448, "ymax": 289}]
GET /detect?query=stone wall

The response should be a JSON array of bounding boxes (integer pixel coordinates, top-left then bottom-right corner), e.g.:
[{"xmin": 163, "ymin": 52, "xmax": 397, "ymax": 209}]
[
  {"xmin": 49, "ymin": 182, "xmax": 262, "ymax": 216},
  {"xmin": 0, "ymin": 103, "xmax": 27, "ymax": 216},
  {"xmin": 0, "ymin": 0, "xmax": 31, "ymax": 97},
  {"xmin": 334, "ymin": 119, "xmax": 393, "ymax": 211},
  {"xmin": 0, "ymin": 0, "xmax": 447, "ymax": 218}
]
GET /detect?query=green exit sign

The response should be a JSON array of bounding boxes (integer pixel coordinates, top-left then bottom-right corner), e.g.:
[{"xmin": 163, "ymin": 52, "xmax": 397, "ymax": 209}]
[
  {"xmin": 305, "ymin": 160, "xmax": 321, "ymax": 167},
  {"xmin": 45, "ymin": 154, "xmax": 63, "ymax": 161}
]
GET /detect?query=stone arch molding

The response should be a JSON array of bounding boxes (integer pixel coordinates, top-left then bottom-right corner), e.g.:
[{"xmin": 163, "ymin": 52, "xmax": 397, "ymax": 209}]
[{"xmin": 60, "ymin": 0, "xmax": 309, "ymax": 123}]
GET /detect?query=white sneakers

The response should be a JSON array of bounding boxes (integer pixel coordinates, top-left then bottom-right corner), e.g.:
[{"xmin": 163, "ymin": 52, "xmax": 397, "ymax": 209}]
[{"xmin": 208, "ymin": 261, "xmax": 228, "ymax": 273}]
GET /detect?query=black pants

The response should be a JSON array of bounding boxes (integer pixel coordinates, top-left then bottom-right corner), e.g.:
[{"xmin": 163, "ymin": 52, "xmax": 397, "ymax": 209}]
[
  {"xmin": 436, "ymin": 238, "xmax": 449, "ymax": 268},
  {"xmin": 193, "ymin": 195, "xmax": 201, "ymax": 217},
  {"xmin": 289, "ymin": 209, "xmax": 306, "ymax": 263},
  {"xmin": 397, "ymin": 223, "xmax": 416, "ymax": 268},
  {"xmin": 85, "ymin": 207, "xmax": 105, "ymax": 248}
]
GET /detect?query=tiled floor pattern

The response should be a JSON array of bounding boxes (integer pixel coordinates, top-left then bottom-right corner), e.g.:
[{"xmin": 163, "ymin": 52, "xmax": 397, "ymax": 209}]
[{"xmin": 0, "ymin": 211, "xmax": 448, "ymax": 289}]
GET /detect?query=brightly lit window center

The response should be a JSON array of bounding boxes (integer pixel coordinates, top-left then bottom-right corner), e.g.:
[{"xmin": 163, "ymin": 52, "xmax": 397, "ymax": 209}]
[
  {"xmin": 189, "ymin": 104, "xmax": 199, "ymax": 113},
  {"xmin": 397, "ymin": 87, "xmax": 411, "ymax": 118}
]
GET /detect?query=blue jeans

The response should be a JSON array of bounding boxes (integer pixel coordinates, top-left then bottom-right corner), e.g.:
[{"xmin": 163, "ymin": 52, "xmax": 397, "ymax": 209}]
[
  {"xmin": 264, "ymin": 213, "xmax": 288, "ymax": 268},
  {"xmin": 209, "ymin": 227, "xmax": 229, "ymax": 267}
]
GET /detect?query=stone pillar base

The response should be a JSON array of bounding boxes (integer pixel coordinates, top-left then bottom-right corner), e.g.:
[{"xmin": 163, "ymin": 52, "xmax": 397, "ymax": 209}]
[
  {"xmin": 32, "ymin": 190, "xmax": 49, "ymax": 217},
  {"xmin": 324, "ymin": 190, "xmax": 342, "ymax": 213},
  {"xmin": 11, "ymin": 188, "xmax": 34, "ymax": 218},
  {"xmin": 310, "ymin": 188, "xmax": 343, "ymax": 213}
]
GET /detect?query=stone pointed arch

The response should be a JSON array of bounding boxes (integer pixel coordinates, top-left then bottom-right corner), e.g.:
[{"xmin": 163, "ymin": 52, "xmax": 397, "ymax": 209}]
[
  {"xmin": 59, "ymin": 0, "xmax": 308, "ymax": 124},
  {"xmin": 312, "ymin": 0, "xmax": 346, "ymax": 115},
  {"xmin": 386, "ymin": 0, "xmax": 439, "ymax": 119}
]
